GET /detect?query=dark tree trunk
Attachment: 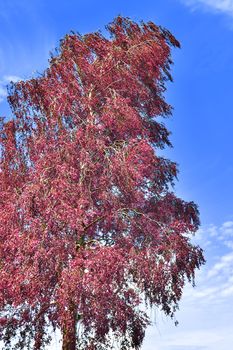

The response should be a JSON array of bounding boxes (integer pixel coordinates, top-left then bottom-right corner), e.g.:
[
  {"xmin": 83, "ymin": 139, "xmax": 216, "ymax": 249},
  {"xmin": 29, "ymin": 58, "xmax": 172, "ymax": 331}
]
[
  {"xmin": 62, "ymin": 307, "xmax": 77, "ymax": 350},
  {"xmin": 62, "ymin": 325, "xmax": 76, "ymax": 350}
]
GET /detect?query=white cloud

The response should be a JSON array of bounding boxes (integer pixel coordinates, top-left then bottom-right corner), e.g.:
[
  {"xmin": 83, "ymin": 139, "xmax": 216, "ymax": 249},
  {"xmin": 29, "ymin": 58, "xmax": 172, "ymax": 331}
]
[
  {"xmin": 4, "ymin": 75, "xmax": 21, "ymax": 83},
  {"xmin": 142, "ymin": 218, "xmax": 233, "ymax": 350},
  {"xmin": 207, "ymin": 251, "xmax": 233, "ymax": 278},
  {"xmin": 0, "ymin": 85, "xmax": 7, "ymax": 103},
  {"xmin": 195, "ymin": 220, "xmax": 233, "ymax": 248},
  {"xmin": 222, "ymin": 221, "xmax": 233, "ymax": 228},
  {"xmin": 181, "ymin": 0, "xmax": 233, "ymax": 16},
  {"xmin": 220, "ymin": 220, "xmax": 233, "ymax": 236},
  {"xmin": 185, "ymin": 223, "xmax": 233, "ymax": 303}
]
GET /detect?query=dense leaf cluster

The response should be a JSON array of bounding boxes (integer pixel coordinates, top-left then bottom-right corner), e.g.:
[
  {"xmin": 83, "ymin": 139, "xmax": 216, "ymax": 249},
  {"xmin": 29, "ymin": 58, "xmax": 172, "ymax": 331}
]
[{"xmin": 0, "ymin": 16, "xmax": 204, "ymax": 350}]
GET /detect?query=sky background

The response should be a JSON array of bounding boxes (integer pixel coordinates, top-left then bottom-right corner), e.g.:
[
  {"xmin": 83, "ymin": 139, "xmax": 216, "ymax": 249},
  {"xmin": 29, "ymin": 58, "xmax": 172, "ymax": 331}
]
[{"xmin": 0, "ymin": 0, "xmax": 233, "ymax": 349}]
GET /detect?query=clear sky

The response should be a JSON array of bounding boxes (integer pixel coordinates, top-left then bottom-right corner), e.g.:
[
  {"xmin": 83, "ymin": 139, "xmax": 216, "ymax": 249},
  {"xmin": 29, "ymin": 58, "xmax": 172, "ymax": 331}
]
[{"xmin": 0, "ymin": 1, "xmax": 233, "ymax": 349}]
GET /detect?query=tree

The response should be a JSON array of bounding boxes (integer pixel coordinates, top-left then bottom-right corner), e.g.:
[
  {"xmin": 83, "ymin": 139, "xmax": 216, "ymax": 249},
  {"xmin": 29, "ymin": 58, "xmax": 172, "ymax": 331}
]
[{"xmin": 0, "ymin": 16, "xmax": 205, "ymax": 350}]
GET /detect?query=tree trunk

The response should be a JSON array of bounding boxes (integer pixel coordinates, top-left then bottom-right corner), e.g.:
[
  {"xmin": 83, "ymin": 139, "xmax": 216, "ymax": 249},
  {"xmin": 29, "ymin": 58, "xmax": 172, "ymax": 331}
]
[{"xmin": 62, "ymin": 307, "xmax": 76, "ymax": 350}]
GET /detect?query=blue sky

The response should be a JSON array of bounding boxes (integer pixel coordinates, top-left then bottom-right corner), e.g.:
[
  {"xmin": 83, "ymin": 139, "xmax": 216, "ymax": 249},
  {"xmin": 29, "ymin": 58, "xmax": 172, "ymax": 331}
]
[{"xmin": 0, "ymin": 0, "xmax": 233, "ymax": 349}]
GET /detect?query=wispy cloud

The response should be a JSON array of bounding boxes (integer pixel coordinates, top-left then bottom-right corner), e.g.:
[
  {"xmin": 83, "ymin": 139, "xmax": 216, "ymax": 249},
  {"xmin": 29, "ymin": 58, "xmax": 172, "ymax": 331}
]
[
  {"xmin": 143, "ymin": 218, "xmax": 233, "ymax": 350},
  {"xmin": 0, "ymin": 86, "xmax": 7, "ymax": 103},
  {"xmin": 184, "ymin": 220, "xmax": 233, "ymax": 303},
  {"xmin": 181, "ymin": 0, "xmax": 233, "ymax": 16},
  {"xmin": 0, "ymin": 75, "xmax": 21, "ymax": 103},
  {"xmin": 207, "ymin": 252, "xmax": 233, "ymax": 278}
]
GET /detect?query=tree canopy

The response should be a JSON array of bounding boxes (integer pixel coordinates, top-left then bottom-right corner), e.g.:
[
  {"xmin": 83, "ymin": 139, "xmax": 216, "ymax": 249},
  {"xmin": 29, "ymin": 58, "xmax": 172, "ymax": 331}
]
[{"xmin": 0, "ymin": 16, "xmax": 205, "ymax": 350}]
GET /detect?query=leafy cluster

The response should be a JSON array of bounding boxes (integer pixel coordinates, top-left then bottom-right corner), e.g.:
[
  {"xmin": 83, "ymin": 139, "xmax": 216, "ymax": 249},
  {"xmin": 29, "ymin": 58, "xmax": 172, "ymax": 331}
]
[{"xmin": 0, "ymin": 16, "xmax": 205, "ymax": 350}]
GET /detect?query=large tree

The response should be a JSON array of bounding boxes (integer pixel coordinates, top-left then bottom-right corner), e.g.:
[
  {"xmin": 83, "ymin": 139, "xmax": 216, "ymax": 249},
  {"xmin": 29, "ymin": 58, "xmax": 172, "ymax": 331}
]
[{"xmin": 0, "ymin": 16, "xmax": 205, "ymax": 350}]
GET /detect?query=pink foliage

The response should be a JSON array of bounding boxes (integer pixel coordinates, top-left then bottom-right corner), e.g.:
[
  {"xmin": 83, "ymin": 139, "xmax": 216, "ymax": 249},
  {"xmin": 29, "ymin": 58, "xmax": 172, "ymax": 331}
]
[{"xmin": 0, "ymin": 16, "xmax": 204, "ymax": 349}]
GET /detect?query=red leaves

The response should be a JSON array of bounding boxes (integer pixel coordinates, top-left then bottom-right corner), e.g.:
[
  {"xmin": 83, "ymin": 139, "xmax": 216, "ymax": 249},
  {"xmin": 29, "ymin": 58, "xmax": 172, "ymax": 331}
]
[
  {"xmin": 0, "ymin": 15, "xmax": 204, "ymax": 350},
  {"xmin": 102, "ymin": 95, "xmax": 143, "ymax": 138}
]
